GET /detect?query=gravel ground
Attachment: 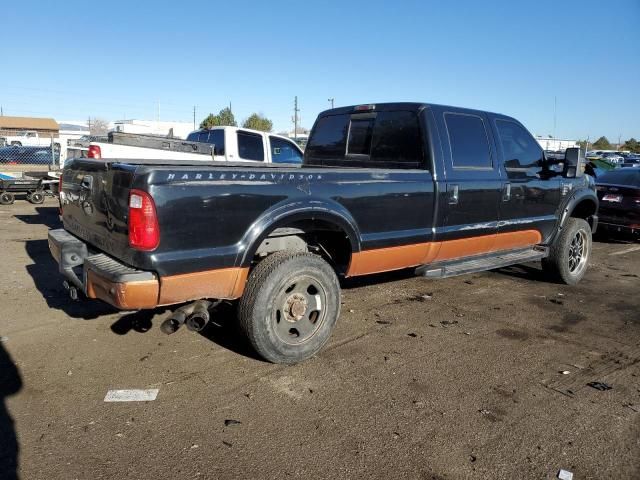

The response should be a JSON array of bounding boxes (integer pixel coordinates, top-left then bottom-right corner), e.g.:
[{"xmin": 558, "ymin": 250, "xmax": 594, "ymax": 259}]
[{"xmin": 1, "ymin": 199, "xmax": 638, "ymax": 480}]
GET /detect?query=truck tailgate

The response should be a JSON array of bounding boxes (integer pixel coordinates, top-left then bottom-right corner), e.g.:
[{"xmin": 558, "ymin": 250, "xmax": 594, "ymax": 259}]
[{"xmin": 60, "ymin": 159, "xmax": 136, "ymax": 263}]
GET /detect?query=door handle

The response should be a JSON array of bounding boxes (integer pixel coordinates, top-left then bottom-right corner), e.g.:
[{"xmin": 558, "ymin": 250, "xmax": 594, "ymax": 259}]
[
  {"xmin": 448, "ymin": 184, "xmax": 459, "ymax": 205},
  {"xmin": 503, "ymin": 183, "xmax": 511, "ymax": 202}
]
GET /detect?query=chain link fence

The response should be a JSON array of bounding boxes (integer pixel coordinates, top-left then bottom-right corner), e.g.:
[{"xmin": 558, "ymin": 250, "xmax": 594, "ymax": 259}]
[{"xmin": 0, "ymin": 129, "xmax": 61, "ymax": 169}]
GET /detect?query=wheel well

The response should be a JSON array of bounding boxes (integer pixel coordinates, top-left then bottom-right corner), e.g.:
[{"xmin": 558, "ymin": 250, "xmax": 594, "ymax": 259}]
[
  {"xmin": 254, "ymin": 219, "xmax": 353, "ymax": 274},
  {"xmin": 570, "ymin": 199, "xmax": 597, "ymax": 228}
]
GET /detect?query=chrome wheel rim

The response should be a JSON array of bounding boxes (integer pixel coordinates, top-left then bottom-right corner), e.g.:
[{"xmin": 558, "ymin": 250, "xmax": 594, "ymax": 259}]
[
  {"xmin": 272, "ymin": 274, "xmax": 328, "ymax": 345},
  {"xmin": 568, "ymin": 229, "xmax": 588, "ymax": 275}
]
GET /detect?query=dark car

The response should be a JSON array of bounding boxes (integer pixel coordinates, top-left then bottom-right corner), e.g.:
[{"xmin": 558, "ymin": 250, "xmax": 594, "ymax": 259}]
[
  {"xmin": 0, "ymin": 145, "xmax": 60, "ymax": 165},
  {"xmin": 596, "ymin": 168, "xmax": 640, "ymax": 236}
]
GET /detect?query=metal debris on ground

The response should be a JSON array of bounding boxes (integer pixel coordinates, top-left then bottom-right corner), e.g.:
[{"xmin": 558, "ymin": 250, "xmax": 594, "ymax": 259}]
[
  {"xmin": 0, "ymin": 336, "xmax": 8, "ymax": 343},
  {"xmin": 557, "ymin": 468, "xmax": 573, "ymax": 480},
  {"xmin": 560, "ymin": 371, "xmax": 570, "ymax": 375},
  {"xmin": 104, "ymin": 389, "xmax": 160, "ymax": 402},
  {"xmin": 587, "ymin": 381, "xmax": 612, "ymax": 391},
  {"xmin": 224, "ymin": 419, "xmax": 242, "ymax": 427}
]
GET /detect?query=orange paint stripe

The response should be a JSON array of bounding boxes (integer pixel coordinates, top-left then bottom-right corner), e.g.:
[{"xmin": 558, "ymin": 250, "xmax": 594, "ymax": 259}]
[
  {"xmin": 158, "ymin": 267, "xmax": 249, "ymax": 305},
  {"xmin": 347, "ymin": 230, "xmax": 542, "ymax": 277}
]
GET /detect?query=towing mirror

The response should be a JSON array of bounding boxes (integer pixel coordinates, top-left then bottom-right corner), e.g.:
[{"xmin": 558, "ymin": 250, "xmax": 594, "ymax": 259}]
[{"xmin": 563, "ymin": 147, "xmax": 584, "ymax": 178}]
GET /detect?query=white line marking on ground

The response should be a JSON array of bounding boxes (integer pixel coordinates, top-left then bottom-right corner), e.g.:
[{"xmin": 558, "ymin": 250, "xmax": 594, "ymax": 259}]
[
  {"xmin": 104, "ymin": 389, "xmax": 159, "ymax": 402},
  {"xmin": 609, "ymin": 245, "xmax": 640, "ymax": 256}
]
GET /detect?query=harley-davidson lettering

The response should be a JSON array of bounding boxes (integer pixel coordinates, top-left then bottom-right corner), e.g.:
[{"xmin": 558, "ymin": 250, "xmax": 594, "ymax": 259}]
[{"xmin": 165, "ymin": 172, "xmax": 322, "ymax": 182}]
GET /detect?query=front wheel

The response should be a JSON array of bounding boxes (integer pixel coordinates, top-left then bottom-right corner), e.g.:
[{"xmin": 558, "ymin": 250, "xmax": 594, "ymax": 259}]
[
  {"xmin": 238, "ymin": 251, "xmax": 341, "ymax": 364},
  {"xmin": 542, "ymin": 218, "xmax": 592, "ymax": 285}
]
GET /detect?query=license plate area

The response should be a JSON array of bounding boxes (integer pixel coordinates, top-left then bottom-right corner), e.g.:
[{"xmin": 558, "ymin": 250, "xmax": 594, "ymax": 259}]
[{"xmin": 602, "ymin": 194, "xmax": 622, "ymax": 203}]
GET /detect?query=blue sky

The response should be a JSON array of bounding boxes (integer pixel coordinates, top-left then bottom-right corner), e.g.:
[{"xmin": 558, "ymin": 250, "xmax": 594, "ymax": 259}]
[{"xmin": 1, "ymin": 0, "xmax": 638, "ymax": 141}]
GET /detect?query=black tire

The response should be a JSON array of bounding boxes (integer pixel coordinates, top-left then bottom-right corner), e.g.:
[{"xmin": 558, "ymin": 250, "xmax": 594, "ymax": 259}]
[
  {"xmin": 238, "ymin": 251, "xmax": 341, "ymax": 364},
  {"xmin": 542, "ymin": 218, "xmax": 592, "ymax": 285},
  {"xmin": 29, "ymin": 192, "xmax": 45, "ymax": 204},
  {"xmin": 0, "ymin": 192, "xmax": 15, "ymax": 205}
]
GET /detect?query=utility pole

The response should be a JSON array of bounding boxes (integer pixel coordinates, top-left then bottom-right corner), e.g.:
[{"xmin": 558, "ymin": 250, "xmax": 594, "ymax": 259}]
[
  {"xmin": 193, "ymin": 106, "xmax": 196, "ymax": 130},
  {"xmin": 328, "ymin": 98, "xmax": 334, "ymax": 109},
  {"xmin": 0, "ymin": 105, "xmax": 3, "ymax": 116},
  {"xmin": 293, "ymin": 96, "xmax": 300, "ymax": 140},
  {"xmin": 87, "ymin": 116, "xmax": 92, "ymax": 132}
]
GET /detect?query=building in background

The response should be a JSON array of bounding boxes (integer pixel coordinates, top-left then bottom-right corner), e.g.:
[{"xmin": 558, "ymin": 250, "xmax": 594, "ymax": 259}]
[
  {"xmin": 535, "ymin": 136, "xmax": 579, "ymax": 151},
  {"xmin": 0, "ymin": 116, "xmax": 59, "ymax": 146},
  {"xmin": 113, "ymin": 119, "xmax": 194, "ymax": 139}
]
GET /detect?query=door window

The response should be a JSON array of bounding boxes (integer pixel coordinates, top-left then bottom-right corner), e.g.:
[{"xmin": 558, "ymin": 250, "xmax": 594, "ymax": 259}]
[
  {"xmin": 444, "ymin": 113, "xmax": 492, "ymax": 168},
  {"xmin": 269, "ymin": 137, "xmax": 303, "ymax": 164},
  {"xmin": 237, "ymin": 131, "xmax": 264, "ymax": 161},
  {"xmin": 495, "ymin": 120, "xmax": 543, "ymax": 174}
]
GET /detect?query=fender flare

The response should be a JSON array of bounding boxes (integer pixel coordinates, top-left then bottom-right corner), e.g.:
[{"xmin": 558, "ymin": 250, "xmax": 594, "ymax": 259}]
[{"xmin": 236, "ymin": 198, "xmax": 362, "ymax": 267}]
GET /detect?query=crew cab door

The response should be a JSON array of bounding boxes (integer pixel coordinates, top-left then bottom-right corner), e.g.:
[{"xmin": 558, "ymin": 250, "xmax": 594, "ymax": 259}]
[
  {"xmin": 490, "ymin": 117, "xmax": 561, "ymax": 244},
  {"xmin": 433, "ymin": 108, "xmax": 502, "ymax": 260}
]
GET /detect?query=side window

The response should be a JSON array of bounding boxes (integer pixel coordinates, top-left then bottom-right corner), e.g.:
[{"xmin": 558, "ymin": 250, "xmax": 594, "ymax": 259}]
[
  {"xmin": 445, "ymin": 113, "xmax": 492, "ymax": 168},
  {"xmin": 269, "ymin": 137, "xmax": 303, "ymax": 164},
  {"xmin": 346, "ymin": 118, "xmax": 374, "ymax": 156},
  {"xmin": 370, "ymin": 111, "xmax": 424, "ymax": 168},
  {"xmin": 305, "ymin": 114, "xmax": 350, "ymax": 161},
  {"xmin": 495, "ymin": 120, "xmax": 543, "ymax": 173},
  {"xmin": 237, "ymin": 131, "xmax": 264, "ymax": 161}
]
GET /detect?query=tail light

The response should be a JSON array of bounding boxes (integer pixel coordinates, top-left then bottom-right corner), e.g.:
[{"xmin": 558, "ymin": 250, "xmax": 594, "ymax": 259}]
[
  {"xmin": 88, "ymin": 145, "xmax": 102, "ymax": 159},
  {"xmin": 58, "ymin": 175, "xmax": 64, "ymax": 215},
  {"xmin": 128, "ymin": 189, "xmax": 160, "ymax": 251}
]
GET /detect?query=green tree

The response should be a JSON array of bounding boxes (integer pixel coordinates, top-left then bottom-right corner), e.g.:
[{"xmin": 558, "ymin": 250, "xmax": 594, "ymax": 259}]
[
  {"xmin": 242, "ymin": 113, "xmax": 273, "ymax": 132},
  {"xmin": 592, "ymin": 136, "xmax": 611, "ymax": 149},
  {"xmin": 199, "ymin": 107, "xmax": 237, "ymax": 128},
  {"xmin": 622, "ymin": 137, "xmax": 639, "ymax": 153}
]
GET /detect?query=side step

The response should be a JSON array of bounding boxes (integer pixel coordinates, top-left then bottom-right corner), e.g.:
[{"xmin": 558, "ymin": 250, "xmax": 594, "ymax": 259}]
[{"xmin": 416, "ymin": 247, "xmax": 548, "ymax": 279}]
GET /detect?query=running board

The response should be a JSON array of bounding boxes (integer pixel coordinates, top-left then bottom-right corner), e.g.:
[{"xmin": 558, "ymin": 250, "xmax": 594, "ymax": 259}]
[{"xmin": 416, "ymin": 247, "xmax": 548, "ymax": 279}]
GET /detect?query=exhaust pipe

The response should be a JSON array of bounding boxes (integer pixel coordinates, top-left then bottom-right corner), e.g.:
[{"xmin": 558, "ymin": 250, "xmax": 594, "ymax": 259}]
[
  {"xmin": 160, "ymin": 304, "xmax": 194, "ymax": 335},
  {"xmin": 185, "ymin": 300, "xmax": 212, "ymax": 332}
]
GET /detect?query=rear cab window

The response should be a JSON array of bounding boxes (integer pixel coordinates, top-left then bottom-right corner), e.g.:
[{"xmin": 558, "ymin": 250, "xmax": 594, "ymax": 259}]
[
  {"xmin": 305, "ymin": 110, "xmax": 425, "ymax": 169},
  {"xmin": 186, "ymin": 129, "xmax": 225, "ymax": 155}
]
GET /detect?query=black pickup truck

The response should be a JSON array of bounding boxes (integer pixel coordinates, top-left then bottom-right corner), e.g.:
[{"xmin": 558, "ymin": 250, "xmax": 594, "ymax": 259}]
[{"xmin": 49, "ymin": 102, "xmax": 598, "ymax": 363}]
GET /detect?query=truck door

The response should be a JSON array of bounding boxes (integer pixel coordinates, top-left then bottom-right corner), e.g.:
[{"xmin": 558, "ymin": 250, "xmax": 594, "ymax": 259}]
[
  {"xmin": 433, "ymin": 108, "xmax": 503, "ymax": 260},
  {"xmin": 491, "ymin": 117, "xmax": 561, "ymax": 244}
]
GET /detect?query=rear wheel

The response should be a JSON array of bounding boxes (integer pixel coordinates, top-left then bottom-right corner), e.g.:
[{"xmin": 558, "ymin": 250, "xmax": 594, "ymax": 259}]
[
  {"xmin": 0, "ymin": 192, "xmax": 15, "ymax": 205},
  {"xmin": 542, "ymin": 218, "xmax": 592, "ymax": 285},
  {"xmin": 238, "ymin": 251, "xmax": 341, "ymax": 364}
]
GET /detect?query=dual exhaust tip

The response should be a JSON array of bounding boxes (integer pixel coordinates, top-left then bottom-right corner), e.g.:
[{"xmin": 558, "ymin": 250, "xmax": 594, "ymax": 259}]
[{"xmin": 160, "ymin": 300, "xmax": 213, "ymax": 335}]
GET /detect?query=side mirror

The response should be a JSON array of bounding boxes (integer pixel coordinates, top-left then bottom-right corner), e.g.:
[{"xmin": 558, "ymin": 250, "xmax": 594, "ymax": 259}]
[{"xmin": 563, "ymin": 147, "xmax": 584, "ymax": 178}]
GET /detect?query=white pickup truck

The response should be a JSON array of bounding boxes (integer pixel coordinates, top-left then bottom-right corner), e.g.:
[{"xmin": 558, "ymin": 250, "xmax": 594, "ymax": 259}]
[
  {"xmin": 1, "ymin": 130, "xmax": 60, "ymax": 148},
  {"xmin": 85, "ymin": 126, "xmax": 304, "ymax": 165}
]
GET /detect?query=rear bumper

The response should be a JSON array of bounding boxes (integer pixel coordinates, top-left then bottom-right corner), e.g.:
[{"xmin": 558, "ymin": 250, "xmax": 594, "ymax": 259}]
[
  {"xmin": 48, "ymin": 229, "xmax": 159, "ymax": 309},
  {"xmin": 48, "ymin": 229, "xmax": 249, "ymax": 309},
  {"xmin": 598, "ymin": 221, "xmax": 640, "ymax": 235}
]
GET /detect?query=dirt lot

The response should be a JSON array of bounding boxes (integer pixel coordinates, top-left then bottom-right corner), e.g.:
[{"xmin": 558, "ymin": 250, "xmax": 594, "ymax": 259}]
[{"xmin": 1, "ymin": 198, "xmax": 639, "ymax": 480}]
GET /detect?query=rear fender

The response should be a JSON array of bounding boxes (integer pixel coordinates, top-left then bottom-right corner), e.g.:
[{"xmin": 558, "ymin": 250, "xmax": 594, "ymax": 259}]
[{"xmin": 237, "ymin": 198, "xmax": 361, "ymax": 267}]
